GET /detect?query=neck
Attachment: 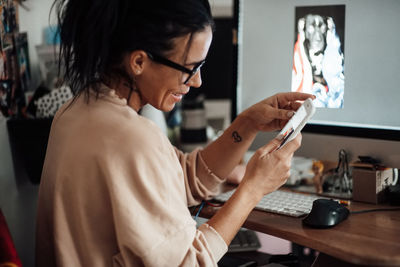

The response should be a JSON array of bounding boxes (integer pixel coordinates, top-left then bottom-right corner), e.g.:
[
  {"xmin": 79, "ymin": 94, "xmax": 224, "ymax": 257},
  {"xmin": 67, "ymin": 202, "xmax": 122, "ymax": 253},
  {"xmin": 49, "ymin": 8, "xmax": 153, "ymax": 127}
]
[
  {"xmin": 127, "ymin": 90, "xmax": 143, "ymax": 112},
  {"xmin": 105, "ymin": 79, "xmax": 143, "ymax": 112}
]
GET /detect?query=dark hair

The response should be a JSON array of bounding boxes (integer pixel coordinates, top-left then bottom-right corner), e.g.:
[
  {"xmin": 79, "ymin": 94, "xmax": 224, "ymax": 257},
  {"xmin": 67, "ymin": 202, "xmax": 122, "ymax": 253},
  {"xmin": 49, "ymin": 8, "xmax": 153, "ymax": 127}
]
[{"xmin": 54, "ymin": 0, "xmax": 215, "ymax": 96}]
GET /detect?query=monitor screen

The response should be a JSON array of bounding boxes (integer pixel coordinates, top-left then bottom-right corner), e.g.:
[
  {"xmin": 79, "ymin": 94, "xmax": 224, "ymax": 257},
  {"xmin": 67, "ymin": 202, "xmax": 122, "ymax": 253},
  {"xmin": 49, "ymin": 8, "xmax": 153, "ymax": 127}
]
[{"xmin": 236, "ymin": 0, "xmax": 400, "ymax": 140}]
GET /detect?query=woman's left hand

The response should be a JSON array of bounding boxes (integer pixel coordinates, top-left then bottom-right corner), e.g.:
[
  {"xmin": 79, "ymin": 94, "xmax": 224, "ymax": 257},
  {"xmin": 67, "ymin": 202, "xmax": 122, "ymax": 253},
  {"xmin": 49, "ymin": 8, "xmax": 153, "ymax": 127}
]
[{"xmin": 239, "ymin": 92, "xmax": 315, "ymax": 133}]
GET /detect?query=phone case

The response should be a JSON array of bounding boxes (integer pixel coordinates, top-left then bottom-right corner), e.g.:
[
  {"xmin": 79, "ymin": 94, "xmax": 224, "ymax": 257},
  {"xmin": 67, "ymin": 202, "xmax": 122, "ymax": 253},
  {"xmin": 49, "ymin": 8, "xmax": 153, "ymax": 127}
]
[{"xmin": 277, "ymin": 98, "xmax": 316, "ymax": 149}]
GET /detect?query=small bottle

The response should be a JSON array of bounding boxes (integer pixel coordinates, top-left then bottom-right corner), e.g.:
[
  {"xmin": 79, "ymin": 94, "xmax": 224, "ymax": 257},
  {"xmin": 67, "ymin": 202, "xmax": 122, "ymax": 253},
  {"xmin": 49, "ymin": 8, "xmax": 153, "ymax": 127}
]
[{"xmin": 180, "ymin": 94, "xmax": 207, "ymax": 152}]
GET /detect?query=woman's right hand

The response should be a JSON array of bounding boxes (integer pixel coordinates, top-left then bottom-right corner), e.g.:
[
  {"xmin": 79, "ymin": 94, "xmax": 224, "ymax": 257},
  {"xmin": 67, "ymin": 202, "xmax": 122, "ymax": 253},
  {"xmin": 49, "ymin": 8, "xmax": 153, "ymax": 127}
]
[
  {"xmin": 239, "ymin": 134, "xmax": 302, "ymax": 200},
  {"xmin": 205, "ymin": 134, "xmax": 302, "ymax": 246}
]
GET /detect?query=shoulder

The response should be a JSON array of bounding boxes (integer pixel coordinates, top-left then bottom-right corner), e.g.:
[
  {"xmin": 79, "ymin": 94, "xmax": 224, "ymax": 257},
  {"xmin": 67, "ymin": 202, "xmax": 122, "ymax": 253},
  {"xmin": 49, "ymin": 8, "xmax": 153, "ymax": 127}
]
[
  {"xmin": 52, "ymin": 92, "xmax": 170, "ymax": 155},
  {"xmin": 117, "ymin": 113, "xmax": 167, "ymax": 150},
  {"xmin": 96, "ymin": 101, "xmax": 171, "ymax": 157}
]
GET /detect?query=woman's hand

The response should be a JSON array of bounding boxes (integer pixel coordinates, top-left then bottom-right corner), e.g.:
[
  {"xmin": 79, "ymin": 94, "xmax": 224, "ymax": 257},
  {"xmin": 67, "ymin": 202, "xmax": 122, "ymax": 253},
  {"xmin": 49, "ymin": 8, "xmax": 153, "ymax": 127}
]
[
  {"xmin": 239, "ymin": 92, "xmax": 314, "ymax": 133},
  {"xmin": 206, "ymin": 134, "xmax": 302, "ymax": 246},
  {"xmin": 238, "ymin": 134, "xmax": 302, "ymax": 199}
]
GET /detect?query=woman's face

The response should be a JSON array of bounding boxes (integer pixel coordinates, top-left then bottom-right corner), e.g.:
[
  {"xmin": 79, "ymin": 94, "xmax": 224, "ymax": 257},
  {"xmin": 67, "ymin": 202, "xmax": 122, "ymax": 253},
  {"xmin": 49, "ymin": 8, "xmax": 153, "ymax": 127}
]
[{"xmin": 135, "ymin": 26, "xmax": 213, "ymax": 112}]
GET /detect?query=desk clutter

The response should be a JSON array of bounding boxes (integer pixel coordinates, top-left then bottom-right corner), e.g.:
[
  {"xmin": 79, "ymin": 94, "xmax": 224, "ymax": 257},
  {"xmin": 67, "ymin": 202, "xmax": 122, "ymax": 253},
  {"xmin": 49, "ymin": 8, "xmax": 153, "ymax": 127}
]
[
  {"xmin": 283, "ymin": 151, "xmax": 399, "ymax": 204},
  {"xmin": 26, "ymin": 84, "xmax": 73, "ymax": 118},
  {"xmin": 0, "ymin": 1, "xmax": 67, "ymax": 120},
  {"xmin": 0, "ymin": 0, "xmax": 30, "ymax": 119},
  {"xmin": 288, "ymin": 149, "xmax": 352, "ymax": 199},
  {"xmin": 0, "ymin": 11, "xmax": 72, "ymax": 184},
  {"xmin": 352, "ymin": 161, "xmax": 398, "ymax": 204}
]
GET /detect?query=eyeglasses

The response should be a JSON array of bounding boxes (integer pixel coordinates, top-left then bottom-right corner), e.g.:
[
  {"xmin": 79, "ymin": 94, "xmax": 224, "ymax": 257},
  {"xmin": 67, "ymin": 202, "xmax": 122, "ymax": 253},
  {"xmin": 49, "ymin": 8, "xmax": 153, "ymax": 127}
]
[{"xmin": 146, "ymin": 52, "xmax": 205, "ymax": 85}]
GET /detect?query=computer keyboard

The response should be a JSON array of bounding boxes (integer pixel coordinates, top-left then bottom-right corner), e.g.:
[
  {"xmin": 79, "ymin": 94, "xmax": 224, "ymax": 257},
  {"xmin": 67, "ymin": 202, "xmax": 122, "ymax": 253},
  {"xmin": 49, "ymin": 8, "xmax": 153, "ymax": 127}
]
[
  {"xmin": 214, "ymin": 189, "xmax": 325, "ymax": 217},
  {"xmin": 228, "ymin": 229, "xmax": 261, "ymax": 252}
]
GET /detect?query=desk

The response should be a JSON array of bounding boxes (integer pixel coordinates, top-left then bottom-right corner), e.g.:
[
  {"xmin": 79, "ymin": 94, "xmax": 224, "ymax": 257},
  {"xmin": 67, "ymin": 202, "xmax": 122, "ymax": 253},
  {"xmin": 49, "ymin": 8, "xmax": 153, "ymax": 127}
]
[{"xmin": 199, "ymin": 190, "xmax": 400, "ymax": 266}]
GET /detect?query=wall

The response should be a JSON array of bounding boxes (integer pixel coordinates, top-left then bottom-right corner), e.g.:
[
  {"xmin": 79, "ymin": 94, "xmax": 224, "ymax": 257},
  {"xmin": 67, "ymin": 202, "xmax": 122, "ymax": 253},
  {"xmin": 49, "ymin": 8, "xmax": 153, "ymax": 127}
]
[
  {"xmin": 19, "ymin": 0, "xmax": 56, "ymax": 91},
  {"xmin": 0, "ymin": 1, "xmax": 54, "ymax": 266}
]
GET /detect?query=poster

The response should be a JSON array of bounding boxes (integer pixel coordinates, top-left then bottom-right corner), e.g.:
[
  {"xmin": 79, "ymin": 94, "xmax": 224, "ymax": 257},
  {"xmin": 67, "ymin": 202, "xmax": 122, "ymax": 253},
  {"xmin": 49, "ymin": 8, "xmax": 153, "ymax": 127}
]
[{"xmin": 291, "ymin": 5, "xmax": 345, "ymax": 108}]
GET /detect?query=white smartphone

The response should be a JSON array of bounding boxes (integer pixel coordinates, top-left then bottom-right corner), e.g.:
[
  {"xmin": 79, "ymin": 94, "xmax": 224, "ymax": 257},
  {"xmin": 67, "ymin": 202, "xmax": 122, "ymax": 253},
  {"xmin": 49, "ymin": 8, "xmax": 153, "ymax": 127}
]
[{"xmin": 276, "ymin": 98, "xmax": 316, "ymax": 149}]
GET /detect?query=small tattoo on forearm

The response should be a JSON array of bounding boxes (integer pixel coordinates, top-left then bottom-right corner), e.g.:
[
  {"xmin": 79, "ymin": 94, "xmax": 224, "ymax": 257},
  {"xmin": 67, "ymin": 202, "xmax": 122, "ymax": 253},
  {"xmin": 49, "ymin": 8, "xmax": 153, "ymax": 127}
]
[{"xmin": 232, "ymin": 131, "xmax": 242, "ymax": 143}]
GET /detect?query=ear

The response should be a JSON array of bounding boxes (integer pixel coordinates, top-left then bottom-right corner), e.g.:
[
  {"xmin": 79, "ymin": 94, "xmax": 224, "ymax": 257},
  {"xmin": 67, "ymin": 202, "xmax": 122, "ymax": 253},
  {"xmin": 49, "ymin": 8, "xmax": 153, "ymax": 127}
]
[{"xmin": 128, "ymin": 50, "xmax": 148, "ymax": 75}]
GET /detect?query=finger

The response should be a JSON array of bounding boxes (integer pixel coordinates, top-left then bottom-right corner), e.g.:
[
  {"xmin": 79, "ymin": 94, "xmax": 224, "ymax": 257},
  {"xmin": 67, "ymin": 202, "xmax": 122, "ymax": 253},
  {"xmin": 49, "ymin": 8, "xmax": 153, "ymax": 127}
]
[
  {"xmin": 278, "ymin": 133, "xmax": 302, "ymax": 154},
  {"xmin": 276, "ymin": 92, "xmax": 315, "ymax": 105},
  {"xmin": 280, "ymin": 94, "xmax": 314, "ymax": 113},
  {"xmin": 267, "ymin": 107, "xmax": 296, "ymax": 121},
  {"xmin": 280, "ymin": 102, "xmax": 302, "ymax": 114},
  {"xmin": 257, "ymin": 137, "xmax": 282, "ymax": 156},
  {"xmin": 286, "ymin": 101, "xmax": 303, "ymax": 111}
]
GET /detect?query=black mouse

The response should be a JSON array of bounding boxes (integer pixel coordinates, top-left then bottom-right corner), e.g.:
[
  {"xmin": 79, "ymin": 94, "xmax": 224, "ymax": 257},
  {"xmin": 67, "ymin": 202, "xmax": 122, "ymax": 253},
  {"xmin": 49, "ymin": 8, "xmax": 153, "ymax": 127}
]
[{"xmin": 302, "ymin": 199, "xmax": 349, "ymax": 228}]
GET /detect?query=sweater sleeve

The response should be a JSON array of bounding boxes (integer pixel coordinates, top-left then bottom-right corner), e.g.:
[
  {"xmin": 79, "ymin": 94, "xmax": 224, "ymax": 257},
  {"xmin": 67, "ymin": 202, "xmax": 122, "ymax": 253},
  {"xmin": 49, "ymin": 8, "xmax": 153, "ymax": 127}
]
[
  {"xmin": 174, "ymin": 147, "xmax": 226, "ymax": 206},
  {"xmin": 104, "ymin": 126, "xmax": 227, "ymax": 266}
]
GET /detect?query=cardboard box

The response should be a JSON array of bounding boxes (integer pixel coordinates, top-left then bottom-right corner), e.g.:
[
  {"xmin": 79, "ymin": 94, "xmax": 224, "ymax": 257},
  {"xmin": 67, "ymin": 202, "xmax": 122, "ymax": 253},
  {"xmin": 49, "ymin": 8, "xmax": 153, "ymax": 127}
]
[{"xmin": 352, "ymin": 168, "xmax": 395, "ymax": 204}]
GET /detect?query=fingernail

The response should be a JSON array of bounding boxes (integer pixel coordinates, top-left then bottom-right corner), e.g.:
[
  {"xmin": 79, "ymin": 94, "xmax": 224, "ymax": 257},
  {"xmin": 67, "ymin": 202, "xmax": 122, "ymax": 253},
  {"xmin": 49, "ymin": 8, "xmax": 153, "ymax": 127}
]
[{"xmin": 287, "ymin": 111, "xmax": 295, "ymax": 118}]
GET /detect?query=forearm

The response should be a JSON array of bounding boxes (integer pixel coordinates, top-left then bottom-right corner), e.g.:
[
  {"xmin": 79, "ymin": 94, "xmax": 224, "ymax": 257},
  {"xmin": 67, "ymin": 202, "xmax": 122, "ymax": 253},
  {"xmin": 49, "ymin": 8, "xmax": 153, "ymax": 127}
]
[
  {"xmin": 200, "ymin": 114, "xmax": 257, "ymax": 179},
  {"xmin": 206, "ymin": 182, "xmax": 262, "ymax": 245}
]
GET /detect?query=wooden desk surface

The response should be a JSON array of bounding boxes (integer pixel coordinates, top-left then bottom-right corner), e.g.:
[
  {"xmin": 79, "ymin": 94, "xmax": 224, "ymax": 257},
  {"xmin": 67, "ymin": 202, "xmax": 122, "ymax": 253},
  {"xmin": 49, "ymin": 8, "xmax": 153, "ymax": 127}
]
[{"xmin": 200, "ymin": 191, "xmax": 400, "ymax": 266}]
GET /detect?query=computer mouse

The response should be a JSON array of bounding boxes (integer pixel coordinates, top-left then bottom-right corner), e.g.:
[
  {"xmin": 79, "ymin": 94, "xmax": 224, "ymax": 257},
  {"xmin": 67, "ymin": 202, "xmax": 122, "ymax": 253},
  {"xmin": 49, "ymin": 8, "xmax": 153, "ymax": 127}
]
[{"xmin": 302, "ymin": 199, "xmax": 349, "ymax": 228}]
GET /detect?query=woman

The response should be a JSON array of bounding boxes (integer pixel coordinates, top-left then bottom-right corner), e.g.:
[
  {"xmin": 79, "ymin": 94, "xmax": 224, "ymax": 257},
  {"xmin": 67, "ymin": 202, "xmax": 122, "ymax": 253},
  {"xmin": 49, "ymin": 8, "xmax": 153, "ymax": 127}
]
[{"xmin": 36, "ymin": 0, "xmax": 313, "ymax": 266}]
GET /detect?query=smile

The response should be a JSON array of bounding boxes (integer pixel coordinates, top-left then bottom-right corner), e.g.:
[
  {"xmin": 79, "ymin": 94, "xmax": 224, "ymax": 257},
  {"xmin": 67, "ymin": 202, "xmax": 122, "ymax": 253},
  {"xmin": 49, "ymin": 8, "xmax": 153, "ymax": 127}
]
[
  {"xmin": 171, "ymin": 92, "xmax": 186, "ymax": 101},
  {"xmin": 172, "ymin": 90, "xmax": 189, "ymax": 97}
]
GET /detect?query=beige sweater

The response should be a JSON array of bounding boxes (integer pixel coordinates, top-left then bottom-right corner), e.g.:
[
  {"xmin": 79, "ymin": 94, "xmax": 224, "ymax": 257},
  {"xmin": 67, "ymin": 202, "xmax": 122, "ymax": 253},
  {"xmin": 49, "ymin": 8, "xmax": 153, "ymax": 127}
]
[{"xmin": 36, "ymin": 87, "xmax": 228, "ymax": 267}]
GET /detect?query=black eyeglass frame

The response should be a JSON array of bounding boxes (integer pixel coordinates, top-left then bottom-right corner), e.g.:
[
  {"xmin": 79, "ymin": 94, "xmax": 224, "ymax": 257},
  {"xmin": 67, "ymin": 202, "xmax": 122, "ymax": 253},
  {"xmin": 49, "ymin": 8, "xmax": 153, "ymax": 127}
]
[{"xmin": 146, "ymin": 52, "xmax": 205, "ymax": 84}]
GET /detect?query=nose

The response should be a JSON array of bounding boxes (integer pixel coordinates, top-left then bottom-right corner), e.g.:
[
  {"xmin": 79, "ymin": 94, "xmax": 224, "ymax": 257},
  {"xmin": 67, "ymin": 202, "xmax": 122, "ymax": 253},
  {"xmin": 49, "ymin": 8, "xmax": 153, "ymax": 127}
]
[{"xmin": 187, "ymin": 70, "xmax": 202, "ymax": 88}]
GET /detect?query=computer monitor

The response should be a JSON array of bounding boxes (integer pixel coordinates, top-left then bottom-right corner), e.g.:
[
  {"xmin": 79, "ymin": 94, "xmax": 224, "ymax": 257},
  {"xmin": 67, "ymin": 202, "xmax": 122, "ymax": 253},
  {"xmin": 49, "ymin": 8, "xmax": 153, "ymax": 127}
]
[{"xmin": 234, "ymin": 0, "xmax": 400, "ymax": 166}]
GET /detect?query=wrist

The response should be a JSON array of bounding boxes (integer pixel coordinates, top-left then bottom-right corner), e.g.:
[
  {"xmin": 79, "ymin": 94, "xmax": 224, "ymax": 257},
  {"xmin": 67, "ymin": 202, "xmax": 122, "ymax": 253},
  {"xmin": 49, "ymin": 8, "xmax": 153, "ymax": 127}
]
[
  {"xmin": 235, "ymin": 181, "xmax": 264, "ymax": 207},
  {"xmin": 234, "ymin": 113, "xmax": 258, "ymax": 136}
]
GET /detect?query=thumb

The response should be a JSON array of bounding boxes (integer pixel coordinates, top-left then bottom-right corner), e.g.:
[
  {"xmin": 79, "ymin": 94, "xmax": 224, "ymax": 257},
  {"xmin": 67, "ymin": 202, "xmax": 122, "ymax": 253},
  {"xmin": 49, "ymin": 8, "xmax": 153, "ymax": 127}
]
[
  {"xmin": 270, "ymin": 108, "xmax": 295, "ymax": 121},
  {"xmin": 258, "ymin": 137, "xmax": 282, "ymax": 156}
]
